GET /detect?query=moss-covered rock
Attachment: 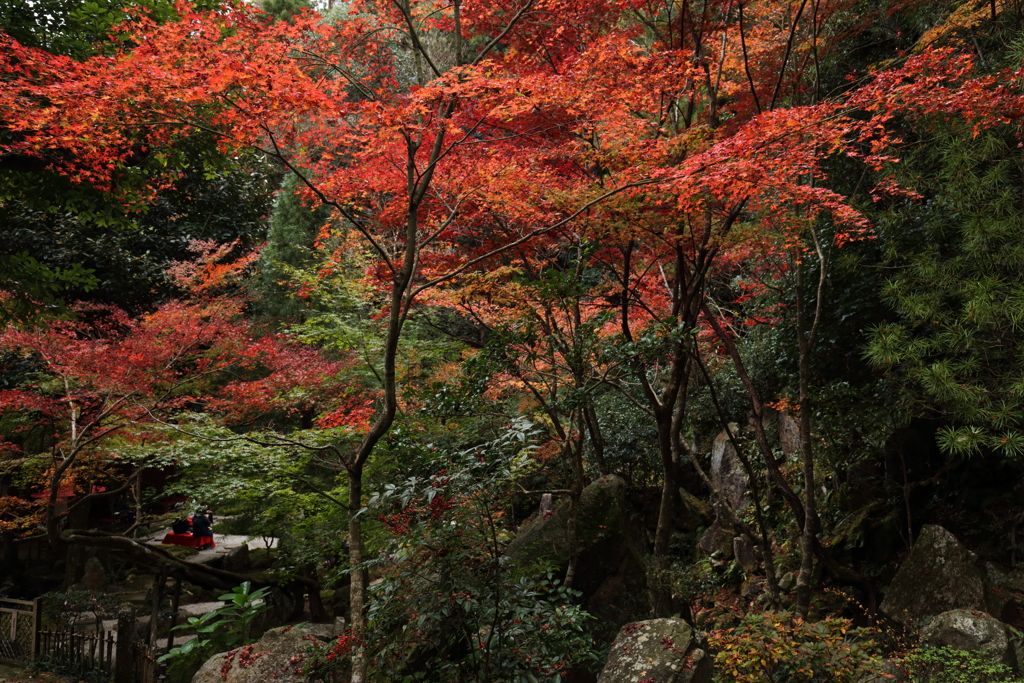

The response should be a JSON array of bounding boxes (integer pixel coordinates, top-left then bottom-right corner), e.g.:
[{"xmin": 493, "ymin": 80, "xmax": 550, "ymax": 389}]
[
  {"xmin": 597, "ymin": 618, "xmax": 712, "ymax": 683},
  {"xmin": 921, "ymin": 609, "xmax": 1018, "ymax": 671},
  {"xmin": 504, "ymin": 475, "xmax": 649, "ymax": 626},
  {"xmin": 880, "ymin": 524, "xmax": 988, "ymax": 626}
]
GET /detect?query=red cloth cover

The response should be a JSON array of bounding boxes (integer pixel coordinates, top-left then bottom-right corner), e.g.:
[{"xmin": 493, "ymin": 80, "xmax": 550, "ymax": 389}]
[{"xmin": 161, "ymin": 533, "xmax": 215, "ymax": 549}]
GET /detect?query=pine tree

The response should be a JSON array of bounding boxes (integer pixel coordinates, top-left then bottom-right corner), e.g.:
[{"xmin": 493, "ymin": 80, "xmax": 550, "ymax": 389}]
[
  {"xmin": 866, "ymin": 125, "xmax": 1024, "ymax": 458},
  {"xmin": 256, "ymin": 172, "xmax": 330, "ymax": 321}
]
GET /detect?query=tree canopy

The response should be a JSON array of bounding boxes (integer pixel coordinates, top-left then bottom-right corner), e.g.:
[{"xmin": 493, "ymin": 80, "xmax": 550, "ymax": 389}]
[{"xmin": 3, "ymin": 0, "xmax": 1024, "ymax": 680}]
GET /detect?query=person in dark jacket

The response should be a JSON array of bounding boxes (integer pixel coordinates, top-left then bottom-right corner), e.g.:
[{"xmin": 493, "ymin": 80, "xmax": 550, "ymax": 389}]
[{"xmin": 191, "ymin": 509, "xmax": 214, "ymax": 549}]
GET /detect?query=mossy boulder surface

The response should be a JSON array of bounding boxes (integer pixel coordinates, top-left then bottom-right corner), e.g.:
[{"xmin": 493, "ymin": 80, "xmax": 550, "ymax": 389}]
[
  {"xmin": 597, "ymin": 618, "xmax": 712, "ymax": 683},
  {"xmin": 880, "ymin": 524, "xmax": 988, "ymax": 625},
  {"xmin": 504, "ymin": 474, "xmax": 648, "ymax": 624},
  {"xmin": 921, "ymin": 609, "xmax": 1018, "ymax": 671},
  {"xmin": 506, "ymin": 475, "xmax": 628, "ymax": 567}
]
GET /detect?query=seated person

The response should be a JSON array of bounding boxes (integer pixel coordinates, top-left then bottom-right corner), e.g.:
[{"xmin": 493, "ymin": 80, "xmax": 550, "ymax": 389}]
[
  {"xmin": 171, "ymin": 517, "xmax": 192, "ymax": 535},
  {"xmin": 191, "ymin": 509, "xmax": 214, "ymax": 548}
]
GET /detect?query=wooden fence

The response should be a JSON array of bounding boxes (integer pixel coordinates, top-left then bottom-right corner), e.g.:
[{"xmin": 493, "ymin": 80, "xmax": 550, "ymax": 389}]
[
  {"xmin": 37, "ymin": 629, "xmax": 116, "ymax": 675},
  {"xmin": 0, "ymin": 596, "xmax": 162, "ymax": 683},
  {"xmin": 0, "ymin": 598, "xmax": 39, "ymax": 664},
  {"xmin": 134, "ymin": 640, "xmax": 160, "ymax": 683},
  {"xmin": 36, "ymin": 627, "xmax": 160, "ymax": 683}
]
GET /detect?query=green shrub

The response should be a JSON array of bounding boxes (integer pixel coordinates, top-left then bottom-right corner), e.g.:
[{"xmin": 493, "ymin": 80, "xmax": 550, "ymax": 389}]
[
  {"xmin": 357, "ymin": 423, "xmax": 604, "ymax": 683},
  {"xmin": 900, "ymin": 646, "xmax": 1018, "ymax": 683},
  {"xmin": 158, "ymin": 582, "xmax": 272, "ymax": 679}
]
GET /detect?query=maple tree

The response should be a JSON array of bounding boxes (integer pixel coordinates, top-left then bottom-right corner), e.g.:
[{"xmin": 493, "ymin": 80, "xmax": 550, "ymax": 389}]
[
  {"xmin": 0, "ymin": 0, "xmax": 270, "ymax": 324},
  {"xmin": 0, "ymin": 241, "xmax": 363, "ymax": 587}
]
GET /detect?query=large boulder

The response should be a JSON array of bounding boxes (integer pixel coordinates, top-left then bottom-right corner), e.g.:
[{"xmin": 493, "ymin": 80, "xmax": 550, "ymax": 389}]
[
  {"xmin": 880, "ymin": 525, "xmax": 988, "ymax": 625},
  {"xmin": 696, "ymin": 521, "xmax": 734, "ymax": 560},
  {"xmin": 597, "ymin": 618, "xmax": 712, "ymax": 683},
  {"xmin": 921, "ymin": 609, "xmax": 1017, "ymax": 671},
  {"xmin": 984, "ymin": 562, "xmax": 1024, "ymax": 622},
  {"xmin": 191, "ymin": 623, "xmax": 334, "ymax": 683},
  {"xmin": 505, "ymin": 475, "xmax": 648, "ymax": 626},
  {"xmin": 80, "ymin": 556, "xmax": 105, "ymax": 591},
  {"xmin": 777, "ymin": 411, "xmax": 801, "ymax": 460},
  {"xmin": 224, "ymin": 544, "xmax": 250, "ymax": 572},
  {"xmin": 709, "ymin": 429, "xmax": 748, "ymax": 512},
  {"xmin": 697, "ymin": 429, "xmax": 750, "ymax": 561}
]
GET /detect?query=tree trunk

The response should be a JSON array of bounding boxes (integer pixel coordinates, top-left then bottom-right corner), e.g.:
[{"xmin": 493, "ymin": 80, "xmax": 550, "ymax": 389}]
[
  {"xmin": 347, "ymin": 465, "xmax": 367, "ymax": 683},
  {"xmin": 149, "ymin": 567, "xmax": 167, "ymax": 647},
  {"xmin": 562, "ymin": 416, "xmax": 587, "ymax": 590},
  {"xmin": 583, "ymin": 404, "xmax": 608, "ymax": 476},
  {"xmin": 795, "ymin": 256, "xmax": 821, "ymax": 618}
]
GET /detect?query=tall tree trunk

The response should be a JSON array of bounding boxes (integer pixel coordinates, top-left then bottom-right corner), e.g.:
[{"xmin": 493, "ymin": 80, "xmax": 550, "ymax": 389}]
[
  {"xmin": 562, "ymin": 422, "xmax": 586, "ymax": 590},
  {"xmin": 583, "ymin": 404, "xmax": 608, "ymax": 476},
  {"xmin": 347, "ymin": 466, "xmax": 367, "ymax": 682},
  {"xmin": 794, "ymin": 250, "xmax": 826, "ymax": 618}
]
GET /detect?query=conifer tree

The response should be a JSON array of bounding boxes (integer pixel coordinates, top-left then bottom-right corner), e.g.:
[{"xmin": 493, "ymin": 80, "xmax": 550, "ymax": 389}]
[
  {"xmin": 257, "ymin": 172, "xmax": 330, "ymax": 321},
  {"xmin": 866, "ymin": 125, "xmax": 1024, "ymax": 458}
]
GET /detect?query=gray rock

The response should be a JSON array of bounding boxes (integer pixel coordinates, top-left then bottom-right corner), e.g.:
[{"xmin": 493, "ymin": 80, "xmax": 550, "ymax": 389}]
[
  {"xmin": 880, "ymin": 525, "xmax": 988, "ymax": 625},
  {"xmin": 223, "ymin": 544, "xmax": 249, "ymax": 572},
  {"xmin": 505, "ymin": 475, "xmax": 649, "ymax": 626},
  {"xmin": 733, "ymin": 536, "xmax": 757, "ymax": 570},
  {"xmin": 778, "ymin": 571, "xmax": 795, "ymax": 592},
  {"xmin": 921, "ymin": 609, "xmax": 1017, "ymax": 671},
  {"xmin": 778, "ymin": 411, "xmax": 800, "ymax": 460},
  {"xmin": 539, "ymin": 493, "xmax": 553, "ymax": 515},
  {"xmin": 710, "ymin": 429, "xmax": 749, "ymax": 512},
  {"xmin": 81, "ymin": 556, "xmax": 105, "ymax": 591},
  {"xmin": 983, "ymin": 562, "xmax": 1023, "ymax": 619},
  {"xmin": 697, "ymin": 430, "xmax": 751, "ymax": 563},
  {"xmin": 697, "ymin": 522, "xmax": 734, "ymax": 560},
  {"xmin": 678, "ymin": 488, "xmax": 711, "ymax": 526},
  {"xmin": 597, "ymin": 618, "xmax": 712, "ymax": 683},
  {"xmin": 192, "ymin": 624, "xmax": 335, "ymax": 683}
]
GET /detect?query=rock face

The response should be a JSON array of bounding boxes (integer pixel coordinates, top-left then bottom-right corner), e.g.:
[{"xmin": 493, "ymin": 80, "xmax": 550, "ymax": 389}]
[
  {"xmin": 81, "ymin": 556, "xmax": 105, "ymax": 591},
  {"xmin": 709, "ymin": 429, "xmax": 748, "ymax": 511},
  {"xmin": 696, "ymin": 521, "xmax": 734, "ymax": 560},
  {"xmin": 597, "ymin": 618, "xmax": 712, "ymax": 683},
  {"xmin": 191, "ymin": 624, "xmax": 335, "ymax": 683},
  {"xmin": 984, "ymin": 562, "xmax": 1024, "ymax": 621},
  {"xmin": 698, "ymin": 429, "xmax": 750, "ymax": 560},
  {"xmin": 224, "ymin": 544, "xmax": 249, "ymax": 572},
  {"xmin": 880, "ymin": 525, "xmax": 987, "ymax": 625},
  {"xmin": 505, "ymin": 475, "xmax": 648, "ymax": 625},
  {"xmin": 921, "ymin": 609, "xmax": 1017, "ymax": 671},
  {"xmin": 732, "ymin": 535, "xmax": 757, "ymax": 570},
  {"xmin": 777, "ymin": 411, "xmax": 801, "ymax": 459}
]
